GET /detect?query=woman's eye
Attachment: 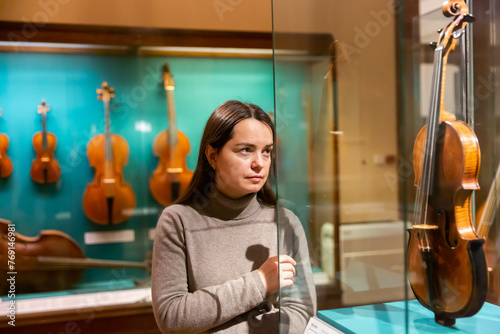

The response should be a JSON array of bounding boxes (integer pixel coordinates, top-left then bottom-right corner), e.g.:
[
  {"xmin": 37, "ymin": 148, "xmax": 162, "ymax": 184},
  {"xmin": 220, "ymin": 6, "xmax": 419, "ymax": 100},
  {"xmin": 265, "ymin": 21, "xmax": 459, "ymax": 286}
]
[{"xmin": 241, "ymin": 147, "xmax": 251, "ymax": 153}]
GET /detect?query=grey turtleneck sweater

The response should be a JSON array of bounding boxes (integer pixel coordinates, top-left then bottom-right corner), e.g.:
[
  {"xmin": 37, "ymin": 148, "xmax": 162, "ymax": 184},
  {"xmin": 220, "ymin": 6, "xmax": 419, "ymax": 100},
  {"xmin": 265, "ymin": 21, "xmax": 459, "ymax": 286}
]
[{"xmin": 151, "ymin": 190, "xmax": 317, "ymax": 334}]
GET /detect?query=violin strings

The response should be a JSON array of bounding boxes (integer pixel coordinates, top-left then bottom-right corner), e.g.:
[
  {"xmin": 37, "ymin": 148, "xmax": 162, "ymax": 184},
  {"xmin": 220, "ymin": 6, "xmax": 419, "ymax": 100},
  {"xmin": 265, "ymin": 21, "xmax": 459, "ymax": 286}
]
[{"xmin": 416, "ymin": 46, "xmax": 443, "ymax": 249}]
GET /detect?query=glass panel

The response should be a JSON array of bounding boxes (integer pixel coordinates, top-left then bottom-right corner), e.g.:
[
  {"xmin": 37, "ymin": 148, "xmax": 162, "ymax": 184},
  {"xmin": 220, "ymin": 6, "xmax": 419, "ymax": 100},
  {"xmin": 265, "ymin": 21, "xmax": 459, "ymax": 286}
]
[
  {"xmin": 272, "ymin": 1, "xmax": 406, "ymax": 332},
  {"xmin": 473, "ymin": 0, "xmax": 500, "ymax": 308},
  {"xmin": 273, "ymin": 0, "xmax": 499, "ymax": 332}
]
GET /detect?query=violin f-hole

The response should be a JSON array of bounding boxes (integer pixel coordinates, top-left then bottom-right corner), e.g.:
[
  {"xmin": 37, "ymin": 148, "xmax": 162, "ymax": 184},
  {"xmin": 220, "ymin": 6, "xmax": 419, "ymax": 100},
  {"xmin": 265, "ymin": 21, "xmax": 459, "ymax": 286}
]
[{"xmin": 436, "ymin": 210, "xmax": 458, "ymax": 248}]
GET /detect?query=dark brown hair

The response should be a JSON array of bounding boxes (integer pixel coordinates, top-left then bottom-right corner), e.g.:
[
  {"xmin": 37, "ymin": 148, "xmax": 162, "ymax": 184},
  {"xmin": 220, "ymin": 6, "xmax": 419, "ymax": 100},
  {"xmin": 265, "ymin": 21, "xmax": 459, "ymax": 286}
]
[{"xmin": 176, "ymin": 100, "xmax": 276, "ymax": 207}]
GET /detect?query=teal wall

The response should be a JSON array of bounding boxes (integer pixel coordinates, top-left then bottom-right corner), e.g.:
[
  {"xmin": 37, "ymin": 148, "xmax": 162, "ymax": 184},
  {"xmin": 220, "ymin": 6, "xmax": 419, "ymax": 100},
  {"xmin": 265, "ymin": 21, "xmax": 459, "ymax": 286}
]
[{"xmin": 0, "ymin": 52, "xmax": 277, "ymax": 287}]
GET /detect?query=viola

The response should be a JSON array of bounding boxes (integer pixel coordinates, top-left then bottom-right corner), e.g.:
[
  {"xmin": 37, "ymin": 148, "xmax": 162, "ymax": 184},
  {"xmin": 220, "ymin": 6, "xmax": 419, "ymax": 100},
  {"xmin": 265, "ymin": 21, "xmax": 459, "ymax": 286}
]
[
  {"xmin": 83, "ymin": 82, "xmax": 136, "ymax": 224},
  {"xmin": 30, "ymin": 100, "xmax": 61, "ymax": 183},
  {"xmin": 407, "ymin": 1, "xmax": 487, "ymax": 326},
  {"xmin": 0, "ymin": 109, "xmax": 13, "ymax": 178},
  {"xmin": 0, "ymin": 218, "xmax": 150, "ymax": 293},
  {"xmin": 149, "ymin": 64, "xmax": 193, "ymax": 206}
]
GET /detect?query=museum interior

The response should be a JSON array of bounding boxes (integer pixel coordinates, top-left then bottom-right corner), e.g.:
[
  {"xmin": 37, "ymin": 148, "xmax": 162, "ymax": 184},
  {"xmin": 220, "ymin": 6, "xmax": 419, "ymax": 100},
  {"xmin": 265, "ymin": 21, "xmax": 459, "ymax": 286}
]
[{"xmin": 0, "ymin": 0, "xmax": 499, "ymax": 333}]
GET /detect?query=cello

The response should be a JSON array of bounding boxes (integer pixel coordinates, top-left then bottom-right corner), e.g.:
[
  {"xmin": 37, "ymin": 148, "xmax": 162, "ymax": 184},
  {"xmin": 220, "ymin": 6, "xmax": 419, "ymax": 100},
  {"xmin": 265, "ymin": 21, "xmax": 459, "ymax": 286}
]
[
  {"xmin": 30, "ymin": 100, "xmax": 61, "ymax": 183},
  {"xmin": 83, "ymin": 82, "xmax": 136, "ymax": 224},
  {"xmin": 407, "ymin": 0, "xmax": 487, "ymax": 326},
  {"xmin": 0, "ymin": 218, "xmax": 150, "ymax": 293},
  {"xmin": 149, "ymin": 64, "xmax": 193, "ymax": 206},
  {"xmin": 0, "ymin": 109, "xmax": 13, "ymax": 178}
]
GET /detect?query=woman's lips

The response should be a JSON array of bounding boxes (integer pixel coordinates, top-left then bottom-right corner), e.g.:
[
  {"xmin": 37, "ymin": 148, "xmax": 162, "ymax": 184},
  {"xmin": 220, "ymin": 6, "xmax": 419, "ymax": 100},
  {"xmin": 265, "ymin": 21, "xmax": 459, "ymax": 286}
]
[{"xmin": 247, "ymin": 175, "xmax": 263, "ymax": 182}]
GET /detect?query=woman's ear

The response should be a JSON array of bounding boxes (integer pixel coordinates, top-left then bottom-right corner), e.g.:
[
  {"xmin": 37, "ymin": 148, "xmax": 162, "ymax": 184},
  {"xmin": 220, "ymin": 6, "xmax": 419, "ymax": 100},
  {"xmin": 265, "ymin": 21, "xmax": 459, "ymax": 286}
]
[{"xmin": 205, "ymin": 145, "xmax": 217, "ymax": 169}]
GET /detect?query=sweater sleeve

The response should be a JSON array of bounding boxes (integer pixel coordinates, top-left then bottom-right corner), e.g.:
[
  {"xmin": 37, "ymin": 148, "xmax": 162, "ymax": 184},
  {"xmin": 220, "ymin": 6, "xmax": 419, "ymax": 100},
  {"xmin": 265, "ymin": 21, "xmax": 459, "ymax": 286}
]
[
  {"xmin": 151, "ymin": 206, "xmax": 268, "ymax": 334},
  {"xmin": 278, "ymin": 209, "xmax": 317, "ymax": 333}
]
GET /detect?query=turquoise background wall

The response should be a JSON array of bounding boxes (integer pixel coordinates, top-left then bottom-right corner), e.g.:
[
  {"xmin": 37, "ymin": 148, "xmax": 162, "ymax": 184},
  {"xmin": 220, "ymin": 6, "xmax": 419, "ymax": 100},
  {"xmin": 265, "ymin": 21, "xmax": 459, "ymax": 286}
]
[
  {"xmin": 0, "ymin": 51, "xmax": 313, "ymax": 292},
  {"xmin": 0, "ymin": 51, "xmax": 312, "ymax": 293}
]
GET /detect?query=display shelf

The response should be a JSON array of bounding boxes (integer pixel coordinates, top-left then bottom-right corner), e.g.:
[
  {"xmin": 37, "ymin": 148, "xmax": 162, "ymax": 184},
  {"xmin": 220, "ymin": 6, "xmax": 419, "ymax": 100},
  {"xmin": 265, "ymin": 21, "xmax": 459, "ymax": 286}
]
[
  {"xmin": 317, "ymin": 300, "xmax": 500, "ymax": 334},
  {"xmin": 0, "ymin": 287, "xmax": 157, "ymax": 333}
]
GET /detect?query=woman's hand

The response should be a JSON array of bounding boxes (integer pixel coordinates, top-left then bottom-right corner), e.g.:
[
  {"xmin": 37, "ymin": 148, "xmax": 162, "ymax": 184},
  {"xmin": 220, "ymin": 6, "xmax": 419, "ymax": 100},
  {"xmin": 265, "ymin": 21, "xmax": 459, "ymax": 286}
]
[{"xmin": 257, "ymin": 255, "xmax": 296, "ymax": 294}]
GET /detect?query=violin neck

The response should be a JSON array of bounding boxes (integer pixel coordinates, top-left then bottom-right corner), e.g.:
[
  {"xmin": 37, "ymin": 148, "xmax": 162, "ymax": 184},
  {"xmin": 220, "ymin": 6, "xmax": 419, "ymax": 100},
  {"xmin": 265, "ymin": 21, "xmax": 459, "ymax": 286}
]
[
  {"xmin": 41, "ymin": 111, "xmax": 48, "ymax": 151},
  {"xmin": 420, "ymin": 47, "xmax": 445, "ymax": 197},
  {"xmin": 104, "ymin": 99, "xmax": 113, "ymax": 163},
  {"xmin": 15, "ymin": 255, "xmax": 149, "ymax": 271},
  {"xmin": 166, "ymin": 89, "xmax": 178, "ymax": 146}
]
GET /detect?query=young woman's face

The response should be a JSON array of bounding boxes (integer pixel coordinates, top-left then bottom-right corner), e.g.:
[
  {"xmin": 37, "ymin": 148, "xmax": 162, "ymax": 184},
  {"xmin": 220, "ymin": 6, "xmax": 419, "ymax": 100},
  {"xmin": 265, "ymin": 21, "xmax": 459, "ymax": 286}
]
[{"xmin": 207, "ymin": 118, "xmax": 273, "ymax": 199}]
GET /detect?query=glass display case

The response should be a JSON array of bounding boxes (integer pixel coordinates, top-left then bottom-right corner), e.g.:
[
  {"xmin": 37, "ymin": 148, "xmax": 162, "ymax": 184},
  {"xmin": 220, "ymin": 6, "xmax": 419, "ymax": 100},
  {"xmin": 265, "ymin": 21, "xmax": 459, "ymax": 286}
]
[
  {"xmin": 273, "ymin": 0, "xmax": 500, "ymax": 333},
  {"xmin": 1, "ymin": 0, "xmax": 499, "ymax": 333}
]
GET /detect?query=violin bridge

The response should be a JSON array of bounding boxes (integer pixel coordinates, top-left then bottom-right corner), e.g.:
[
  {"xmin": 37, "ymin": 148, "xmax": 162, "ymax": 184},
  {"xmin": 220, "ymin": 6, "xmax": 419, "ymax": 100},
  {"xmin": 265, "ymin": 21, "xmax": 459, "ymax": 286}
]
[
  {"xmin": 167, "ymin": 168, "xmax": 183, "ymax": 174},
  {"xmin": 41, "ymin": 157, "xmax": 50, "ymax": 162},
  {"xmin": 412, "ymin": 224, "xmax": 439, "ymax": 230},
  {"xmin": 103, "ymin": 178, "xmax": 116, "ymax": 184}
]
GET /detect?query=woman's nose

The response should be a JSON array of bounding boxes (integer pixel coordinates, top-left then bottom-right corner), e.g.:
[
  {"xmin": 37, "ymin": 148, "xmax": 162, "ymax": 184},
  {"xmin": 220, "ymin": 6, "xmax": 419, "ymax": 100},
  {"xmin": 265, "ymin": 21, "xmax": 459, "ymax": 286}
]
[{"xmin": 251, "ymin": 153, "xmax": 264, "ymax": 169}]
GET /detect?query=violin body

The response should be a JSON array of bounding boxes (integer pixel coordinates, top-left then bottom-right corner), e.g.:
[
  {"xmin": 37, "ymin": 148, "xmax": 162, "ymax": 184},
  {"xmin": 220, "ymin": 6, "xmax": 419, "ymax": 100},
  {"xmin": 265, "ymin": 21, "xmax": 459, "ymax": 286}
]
[
  {"xmin": 0, "ymin": 133, "xmax": 13, "ymax": 178},
  {"xmin": 30, "ymin": 131, "xmax": 61, "ymax": 183},
  {"xmin": 149, "ymin": 129, "xmax": 193, "ymax": 206},
  {"xmin": 409, "ymin": 120, "xmax": 487, "ymax": 321},
  {"xmin": 83, "ymin": 133, "xmax": 136, "ymax": 224},
  {"xmin": 0, "ymin": 219, "xmax": 85, "ymax": 293},
  {"xmin": 0, "ymin": 218, "xmax": 150, "ymax": 293}
]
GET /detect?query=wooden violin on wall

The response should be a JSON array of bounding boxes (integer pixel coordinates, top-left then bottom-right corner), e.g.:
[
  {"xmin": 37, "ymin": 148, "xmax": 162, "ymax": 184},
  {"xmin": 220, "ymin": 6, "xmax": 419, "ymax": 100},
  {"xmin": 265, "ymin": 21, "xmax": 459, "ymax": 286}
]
[
  {"xmin": 407, "ymin": 0, "xmax": 487, "ymax": 326},
  {"xmin": 0, "ymin": 109, "xmax": 13, "ymax": 178},
  {"xmin": 0, "ymin": 218, "xmax": 150, "ymax": 293},
  {"xmin": 30, "ymin": 100, "xmax": 61, "ymax": 184},
  {"xmin": 149, "ymin": 64, "xmax": 193, "ymax": 206},
  {"xmin": 83, "ymin": 82, "xmax": 136, "ymax": 224}
]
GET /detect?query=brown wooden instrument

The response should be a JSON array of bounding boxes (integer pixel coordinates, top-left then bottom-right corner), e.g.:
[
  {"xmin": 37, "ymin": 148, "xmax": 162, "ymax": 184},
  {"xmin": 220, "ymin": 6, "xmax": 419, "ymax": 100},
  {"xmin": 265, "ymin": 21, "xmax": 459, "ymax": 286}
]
[
  {"xmin": 83, "ymin": 82, "xmax": 136, "ymax": 224},
  {"xmin": 0, "ymin": 218, "xmax": 150, "ymax": 293},
  {"xmin": 149, "ymin": 64, "xmax": 193, "ymax": 206},
  {"xmin": 30, "ymin": 100, "xmax": 61, "ymax": 183},
  {"xmin": 0, "ymin": 110, "xmax": 13, "ymax": 178},
  {"xmin": 407, "ymin": 1, "xmax": 487, "ymax": 326}
]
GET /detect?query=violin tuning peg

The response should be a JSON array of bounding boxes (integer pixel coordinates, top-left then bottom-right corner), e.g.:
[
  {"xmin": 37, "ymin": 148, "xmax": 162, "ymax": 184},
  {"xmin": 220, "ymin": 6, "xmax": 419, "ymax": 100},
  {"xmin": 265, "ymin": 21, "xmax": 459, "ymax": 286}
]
[
  {"xmin": 452, "ymin": 29, "xmax": 464, "ymax": 39},
  {"xmin": 430, "ymin": 42, "xmax": 438, "ymax": 50},
  {"xmin": 97, "ymin": 88, "xmax": 102, "ymax": 94},
  {"xmin": 463, "ymin": 14, "xmax": 475, "ymax": 23},
  {"xmin": 437, "ymin": 28, "xmax": 443, "ymax": 34}
]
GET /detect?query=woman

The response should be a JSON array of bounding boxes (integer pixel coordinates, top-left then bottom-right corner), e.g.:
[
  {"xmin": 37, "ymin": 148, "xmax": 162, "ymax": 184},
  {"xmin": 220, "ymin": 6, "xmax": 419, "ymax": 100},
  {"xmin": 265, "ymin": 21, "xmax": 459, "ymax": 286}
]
[{"xmin": 152, "ymin": 100, "xmax": 316, "ymax": 334}]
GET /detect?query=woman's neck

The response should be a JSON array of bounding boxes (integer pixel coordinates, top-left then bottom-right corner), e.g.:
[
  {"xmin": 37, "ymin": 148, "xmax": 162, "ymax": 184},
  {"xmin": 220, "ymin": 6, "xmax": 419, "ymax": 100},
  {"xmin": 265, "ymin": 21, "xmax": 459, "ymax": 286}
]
[{"xmin": 199, "ymin": 186, "xmax": 261, "ymax": 220}]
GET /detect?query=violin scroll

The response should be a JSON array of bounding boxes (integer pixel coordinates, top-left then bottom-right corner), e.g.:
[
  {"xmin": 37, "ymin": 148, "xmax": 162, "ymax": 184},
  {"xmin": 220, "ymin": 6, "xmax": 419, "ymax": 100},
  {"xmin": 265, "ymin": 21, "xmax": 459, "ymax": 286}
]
[
  {"xmin": 97, "ymin": 82, "xmax": 115, "ymax": 102},
  {"xmin": 442, "ymin": 0, "xmax": 467, "ymax": 18}
]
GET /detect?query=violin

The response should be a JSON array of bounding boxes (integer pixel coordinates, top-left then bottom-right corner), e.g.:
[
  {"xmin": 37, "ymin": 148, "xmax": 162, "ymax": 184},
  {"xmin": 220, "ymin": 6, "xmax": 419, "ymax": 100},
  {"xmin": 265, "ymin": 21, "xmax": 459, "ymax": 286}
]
[
  {"xmin": 0, "ymin": 109, "xmax": 13, "ymax": 178},
  {"xmin": 83, "ymin": 82, "xmax": 136, "ymax": 224},
  {"xmin": 407, "ymin": 1, "xmax": 487, "ymax": 326},
  {"xmin": 149, "ymin": 64, "xmax": 193, "ymax": 206},
  {"xmin": 30, "ymin": 100, "xmax": 61, "ymax": 184},
  {"xmin": 0, "ymin": 218, "xmax": 150, "ymax": 293}
]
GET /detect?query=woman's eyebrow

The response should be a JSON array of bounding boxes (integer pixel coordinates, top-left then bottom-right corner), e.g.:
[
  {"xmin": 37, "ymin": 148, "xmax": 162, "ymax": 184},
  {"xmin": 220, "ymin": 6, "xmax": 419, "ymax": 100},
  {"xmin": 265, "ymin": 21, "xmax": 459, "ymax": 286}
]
[{"xmin": 235, "ymin": 143, "xmax": 274, "ymax": 148}]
